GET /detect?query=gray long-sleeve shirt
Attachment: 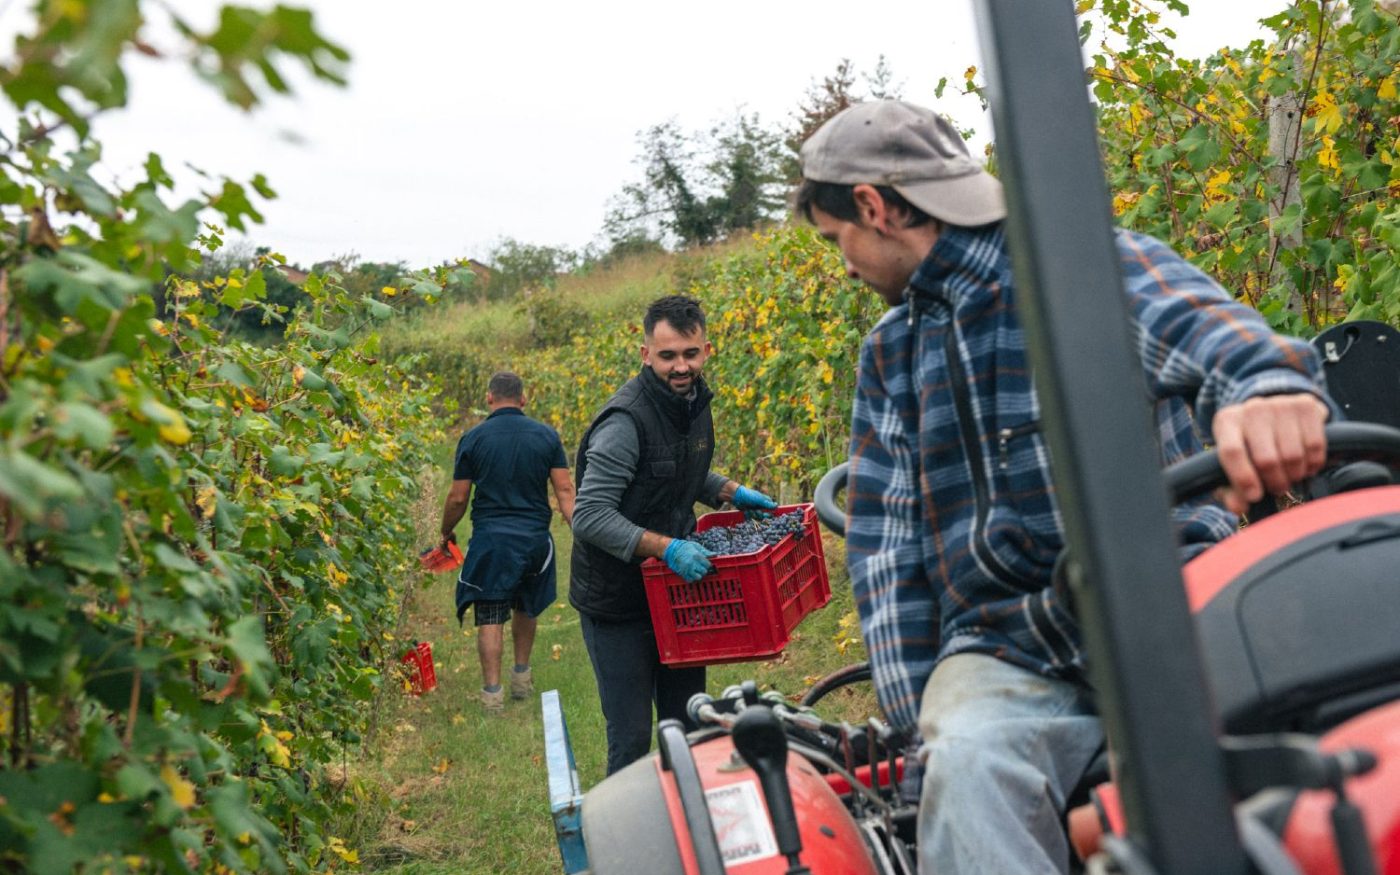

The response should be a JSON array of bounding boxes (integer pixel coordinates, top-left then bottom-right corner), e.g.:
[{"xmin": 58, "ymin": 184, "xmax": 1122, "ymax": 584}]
[{"xmin": 571, "ymin": 414, "xmax": 728, "ymax": 562}]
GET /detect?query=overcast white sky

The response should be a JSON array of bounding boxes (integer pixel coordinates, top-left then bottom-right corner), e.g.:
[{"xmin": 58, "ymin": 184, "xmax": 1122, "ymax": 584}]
[{"xmin": 4, "ymin": 1, "xmax": 1284, "ymax": 269}]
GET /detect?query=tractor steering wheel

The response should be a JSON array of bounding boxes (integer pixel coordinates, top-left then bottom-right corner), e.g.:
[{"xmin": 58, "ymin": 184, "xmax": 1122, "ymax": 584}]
[
  {"xmin": 815, "ymin": 424, "xmax": 1400, "ymax": 539},
  {"xmin": 1162, "ymin": 421, "xmax": 1400, "ymax": 507}
]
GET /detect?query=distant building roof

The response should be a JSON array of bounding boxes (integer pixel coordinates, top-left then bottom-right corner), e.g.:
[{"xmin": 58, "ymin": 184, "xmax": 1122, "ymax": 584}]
[{"xmin": 276, "ymin": 265, "xmax": 310, "ymax": 285}]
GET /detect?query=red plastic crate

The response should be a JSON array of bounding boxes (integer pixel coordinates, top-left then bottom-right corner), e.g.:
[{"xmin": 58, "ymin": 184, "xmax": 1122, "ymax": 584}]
[
  {"xmin": 401, "ymin": 640, "xmax": 437, "ymax": 695},
  {"xmin": 642, "ymin": 503, "xmax": 831, "ymax": 668}
]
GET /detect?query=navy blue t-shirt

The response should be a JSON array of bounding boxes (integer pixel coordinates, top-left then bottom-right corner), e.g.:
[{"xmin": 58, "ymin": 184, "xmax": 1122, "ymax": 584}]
[{"xmin": 453, "ymin": 407, "xmax": 567, "ymax": 532}]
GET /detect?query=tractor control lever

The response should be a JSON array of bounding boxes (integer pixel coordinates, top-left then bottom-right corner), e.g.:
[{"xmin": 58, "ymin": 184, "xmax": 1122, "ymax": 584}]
[
  {"xmin": 732, "ymin": 705, "xmax": 811, "ymax": 875},
  {"xmin": 762, "ymin": 690, "xmax": 835, "ymax": 734},
  {"xmin": 1222, "ymin": 735, "xmax": 1380, "ymax": 875},
  {"xmin": 687, "ymin": 693, "xmax": 736, "ymax": 729}
]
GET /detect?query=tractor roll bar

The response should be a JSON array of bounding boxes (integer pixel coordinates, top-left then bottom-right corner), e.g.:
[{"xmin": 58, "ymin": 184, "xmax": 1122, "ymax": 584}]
[{"xmin": 970, "ymin": 0, "xmax": 1251, "ymax": 872}]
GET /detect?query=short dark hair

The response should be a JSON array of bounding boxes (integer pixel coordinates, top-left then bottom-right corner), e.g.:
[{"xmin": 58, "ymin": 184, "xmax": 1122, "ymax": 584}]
[
  {"xmin": 793, "ymin": 179, "xmax": 936, "ymax": 229},
  {"xmin": 487, "ymin": 371, "xmax": 524, "ymax": 400},
  {"xmin": 643, "ymin": 294, "xmax": 706, "ymax": 337}
]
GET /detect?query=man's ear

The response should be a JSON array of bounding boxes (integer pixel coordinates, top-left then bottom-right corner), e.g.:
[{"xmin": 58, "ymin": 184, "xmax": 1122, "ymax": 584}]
[{"xmin": 852, "ymin": 184, "xmax": 892, "ymax": 233}]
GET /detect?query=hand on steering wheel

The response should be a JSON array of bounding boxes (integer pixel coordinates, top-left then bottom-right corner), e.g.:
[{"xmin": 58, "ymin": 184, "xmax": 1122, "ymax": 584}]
[
  {"xmin": 1208, "ymin": 394, "xmax": 1330, "ymax": 514},
  {"xmin": 1165, "ymin": 421, "xmax": 1400, "ymax": 507}
]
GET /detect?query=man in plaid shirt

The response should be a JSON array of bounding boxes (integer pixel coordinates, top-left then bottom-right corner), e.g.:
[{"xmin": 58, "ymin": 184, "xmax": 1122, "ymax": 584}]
[{"xmin": 796, "ymin": 100, "xmax": 1332, "ymax": 874}]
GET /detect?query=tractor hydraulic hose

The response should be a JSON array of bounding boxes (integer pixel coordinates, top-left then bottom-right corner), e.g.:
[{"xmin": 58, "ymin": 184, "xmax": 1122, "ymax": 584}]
[{"xmin": 799, "ymin": 662, "xmax": 873, "ymax": 708}]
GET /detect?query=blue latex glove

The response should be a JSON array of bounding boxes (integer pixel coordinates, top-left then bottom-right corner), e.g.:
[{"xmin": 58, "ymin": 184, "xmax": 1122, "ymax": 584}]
[
  {"xmin": 663, "ymin": 539, "xmax": 715, "ymax": 582},
  {"xmin": 732, "ymin": 485, "xmax": 778, "ymax": 516}
]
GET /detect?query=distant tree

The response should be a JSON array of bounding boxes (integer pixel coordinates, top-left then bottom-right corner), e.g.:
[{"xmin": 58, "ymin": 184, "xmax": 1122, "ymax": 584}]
[
  {"xmin": 605, "ymin": 112, "xmax": 787, "ymax": 250},
  {"xmin": 786, "ymin": 58, "xmax": 859, "ymax": 164},
  {"xmin": 605, "ymin": 120, "xmax": 720, "ymax": 248},
  {"xmin": 320, "ymin": 250, "xmax": 409, "ymax": 300},
  {"xmin": 177, "ymin": 241, "xmax": 308, "ymax": 340},
  {"xmin": 581, "ymin": 232, "xmax": 668, "ymax": 271},
  {"xmin": 865, "ymin": 54, "xmax": 904, "ymax": 100},
  {"xmin": 194, "ymin": 238, "xmax": 259, "ymax": 280},
  {"xmin": 783, "ymin": 56, "xmax": 905, "ymax": 179},
  {"xmin": 484, "ymin": 237, "xmax": 577, "ymax": 300},
  {"xmin": 708, "ymin": 112, "xmax": 788, "ymax": 235}
]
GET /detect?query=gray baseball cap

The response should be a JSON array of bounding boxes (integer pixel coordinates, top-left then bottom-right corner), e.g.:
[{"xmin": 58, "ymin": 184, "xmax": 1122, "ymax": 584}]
[{"xmin": 799, "ymin": 99, "xmax": 1006, "ymax": 227}]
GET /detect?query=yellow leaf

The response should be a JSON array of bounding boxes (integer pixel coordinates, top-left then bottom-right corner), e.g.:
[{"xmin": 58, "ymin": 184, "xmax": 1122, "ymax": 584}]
[
  {"xmin": 161, "ymin": 764, "xmax": 196, "ymax": 809},
  {"xmin": 259, "ymin": 719, "xmax": 292, "ymax": 767},
  {"xmin": 1205, "ymin": 169, "xmax": 1232, "ymax": 199},
  {"xmin": 1318, "ymin": 135, "xmax": 1341, "ymax": 172},
  {"xmin": 1378, "ymin": 76, "xmax": 1398, "ymax": 102},
  {"xmin": 551, "ymin": 643, "xmax": 563, "ymax": 661},
  {"xmin": 381, "ymin": 285, "xmax": 399, "ymax": 297},
  {"xmin": 432, "ymin": 758, "xmax": 451, "ymax": 774},
  {"xmin": 1312, "ymin": 91, "xmax": 1344, "ymax": 136},
  {"xmin": 1333, "ymin": 264, "xmax": 1354, "ymax": 292},
  {"xmin": 196, "ymin": 487, "xmax": 218, "ymax": 519},
  {"xmin": 142, "ymin": 400, "xmax": 193, "ymax": 445}
]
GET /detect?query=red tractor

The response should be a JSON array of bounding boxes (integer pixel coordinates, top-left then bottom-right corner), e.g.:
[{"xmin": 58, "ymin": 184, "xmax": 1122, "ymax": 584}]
[{"xmin": 542, "ymin": 1, "xmax": 1400, "ymax": 872}]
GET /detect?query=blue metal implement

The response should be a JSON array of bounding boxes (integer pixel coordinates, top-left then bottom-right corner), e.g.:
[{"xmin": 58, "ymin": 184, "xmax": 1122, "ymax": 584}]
[{"xmin": 542, "ymin": 689, "xmax": 589, "ymax": 873}]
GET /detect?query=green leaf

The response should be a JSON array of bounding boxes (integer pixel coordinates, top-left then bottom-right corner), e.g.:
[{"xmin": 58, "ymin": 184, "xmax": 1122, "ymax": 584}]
[
  {"xmin": 208, "ymin": 179, "xmax": 264, "ymax": 231},
  {"xmin": 267, "ymin": 446, "xmax": 306, "ymax": 477},
  {"xmin": 0, "ymin": 449, "xmax": 84, "ymax": 519},
  {"xmin": 154, "ymin": 543, "xmax": 199, "ymax": 572},
  {"xmin": 15, "ymin": 252, "xmax": 149, "ymax": 316},
  {"xmin": 362, "ymin": 296, "xmax": 393, "ymax": 320},
  {"xmin": 1271, "ymin": 202, "xmax": 1304, "ymax": 240},
  {"xmin": 216, "ymin": 362, "xmax": 254, "ymax": 387},
  {"xmin": 250, "ymin": 173, "xmax": 277, "ymax": 199},
  {"xmin": 298, "ymin": 368, "xmax": 328, "ymax": 392},
  {"xmin": 226, "ymin": 616, "xmax": 276, "ymax": 699},
  {"xmin": 131, "ymin": 189, "xmax": 202, "ymax": 245},
  {"xmin": 0, "ymin": 762, "xmax": 100, "ymax": 821},
  {"xmin": 51, "ymin": 402, "xmax": 114, "ymax": 449},
  {"xmin": 1203, "ymin": 201, "xmax": 1237, "ymax": 229},
  {"xmin": 208, "ymin": 781, "xmax": 286, "ymax": 874},
  {"xmin": 145, "ymin": 153, "xmax": 175, "ymax": 188}
]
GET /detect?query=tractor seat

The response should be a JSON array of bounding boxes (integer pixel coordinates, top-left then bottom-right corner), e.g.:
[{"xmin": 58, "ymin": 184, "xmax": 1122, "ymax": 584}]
[{"xmin": 1184, "ymin": 486, "xmax": 1400, "ymax": 734}]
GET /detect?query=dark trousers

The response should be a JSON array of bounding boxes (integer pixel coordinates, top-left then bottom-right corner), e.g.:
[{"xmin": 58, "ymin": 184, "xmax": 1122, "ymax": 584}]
[{"xmin": 579, "ymin": 613, "xmax": 706, "ymax": 775}]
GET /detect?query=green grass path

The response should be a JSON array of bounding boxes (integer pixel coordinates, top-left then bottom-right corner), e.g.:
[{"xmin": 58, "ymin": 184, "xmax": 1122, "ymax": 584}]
[{"xmin": 341, "ymin": 459, "xmax": 870, "ymax": 874}]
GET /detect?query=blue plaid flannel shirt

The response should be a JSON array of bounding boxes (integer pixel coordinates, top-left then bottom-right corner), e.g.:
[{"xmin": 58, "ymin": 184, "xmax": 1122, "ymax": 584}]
[{"xmin": 847, "ymin": 222, "xmax": 1328, "ymax": 734}]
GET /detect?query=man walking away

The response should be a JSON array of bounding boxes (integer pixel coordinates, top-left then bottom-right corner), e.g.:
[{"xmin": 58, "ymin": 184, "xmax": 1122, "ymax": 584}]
[{"xmin": 439, "ymin": 371, "xmax": 575, "ymax": 713}]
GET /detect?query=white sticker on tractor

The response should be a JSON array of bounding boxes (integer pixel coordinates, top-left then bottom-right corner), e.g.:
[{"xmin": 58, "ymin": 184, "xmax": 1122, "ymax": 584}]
[{"xmin": 704, "ymin": 780, "xmax": 779, "ymax": 865}]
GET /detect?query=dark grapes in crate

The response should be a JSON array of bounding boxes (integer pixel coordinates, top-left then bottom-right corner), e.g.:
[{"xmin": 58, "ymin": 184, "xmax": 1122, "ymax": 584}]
[{"xmin": 687, "ymin": 510, "xmax": 806, "ymax": 556}]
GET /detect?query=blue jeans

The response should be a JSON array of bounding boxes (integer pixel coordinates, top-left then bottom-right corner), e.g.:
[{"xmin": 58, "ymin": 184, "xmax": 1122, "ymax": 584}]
[
  {"xmin": 579, "ymin": 613, "xmax": 706, "ymax": 775},
  {"xmin": 917, "ymin": 653, "xmax": 1104, "ymax": 875}
]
